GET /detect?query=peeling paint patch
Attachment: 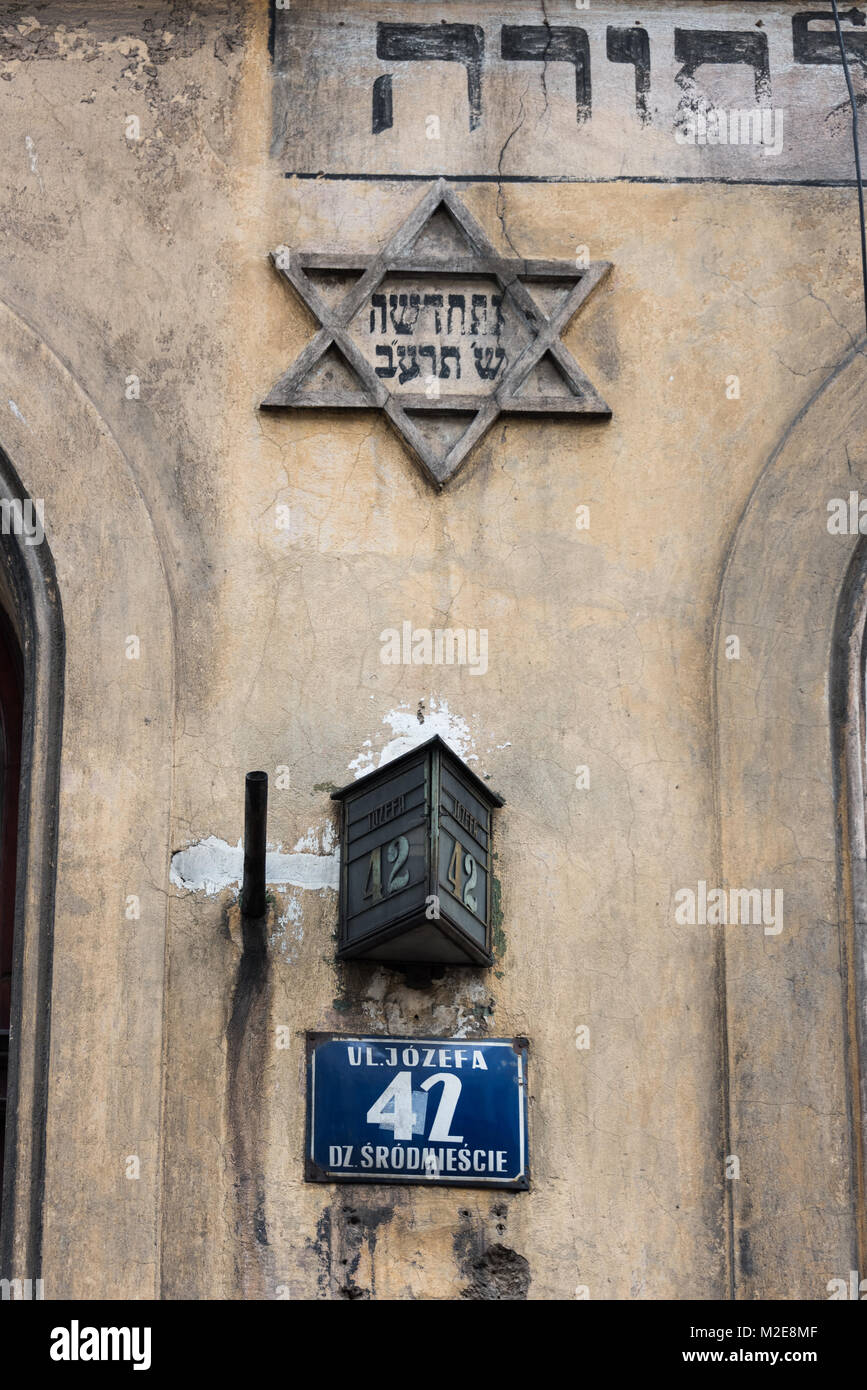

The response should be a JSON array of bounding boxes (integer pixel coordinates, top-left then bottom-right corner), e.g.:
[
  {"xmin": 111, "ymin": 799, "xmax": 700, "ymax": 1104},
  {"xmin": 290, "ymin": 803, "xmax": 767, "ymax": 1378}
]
[
  {"xmin": 460, "ymin": 1243, "xmax": 530, "ymax": 1300},
  {"xmin": 292, "ymin": 821, "xmax": 337, "ymax": 855},
  {"xmin": 170, "ymin": 835, "xmax": 338, "ymax": 895},
  {"xmin": 455, "ymin": 1210, "xmax": 530, "ymax": 1300},
  {"xmin": 431, "ymin": 979, "xmax": 492, "ymax": 1037},
  {"xmin": 334, "ymin": 963, "xmax": 493, "ymax": 1038},
  {"xmin": 270, "ymin": 893, "xmax": 304, "ymax": 963},
  {"xmin": 24, "ymin": 133, "xmax": 44, "ymax": 190},
  {"xmin": 0, "ymin": 9, "xmax": 245, "ymax": 84}
]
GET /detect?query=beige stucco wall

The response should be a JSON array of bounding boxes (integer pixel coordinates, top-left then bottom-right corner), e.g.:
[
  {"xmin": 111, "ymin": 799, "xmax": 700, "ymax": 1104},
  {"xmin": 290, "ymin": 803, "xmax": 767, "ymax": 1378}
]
[{"xmin": 0, "ymin": 0, "xmax": 865, "ymax": 1299}]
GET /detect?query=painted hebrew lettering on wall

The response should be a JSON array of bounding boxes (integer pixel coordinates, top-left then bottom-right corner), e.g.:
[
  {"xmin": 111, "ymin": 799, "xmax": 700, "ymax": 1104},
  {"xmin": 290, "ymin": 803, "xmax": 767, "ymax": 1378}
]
[
  {"xmin": 674, "ymin": 28, "xmax": 771, "ymax": 108},
  {"xmin": 792, "ymin": 7, "xmax": 867, "ymax": 65},
  {"xmin": 606, "ymin": 26, "xmax": 651, "ymax": 124},
  {"xmin": 270, "ymin": 3, "xmax": 867, "ymax": 183},
  {"xmin": 373, "ymin": 23, "xmax": 484, "ymax": 133},
  {"xmin": 500, "ymin": 26, "xmax": 592, "ymax": 124}
]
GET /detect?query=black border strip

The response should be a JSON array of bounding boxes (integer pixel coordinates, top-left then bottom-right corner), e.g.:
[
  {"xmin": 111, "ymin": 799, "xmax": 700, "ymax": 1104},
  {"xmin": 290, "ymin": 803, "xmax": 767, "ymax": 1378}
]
[
  {"xmin": 0, "ymin": 447, "xmax": 65, "ymax": 1287},
  {"xmin": 283, "ymin": 172, "xmax": 865, "ymax": 187}
]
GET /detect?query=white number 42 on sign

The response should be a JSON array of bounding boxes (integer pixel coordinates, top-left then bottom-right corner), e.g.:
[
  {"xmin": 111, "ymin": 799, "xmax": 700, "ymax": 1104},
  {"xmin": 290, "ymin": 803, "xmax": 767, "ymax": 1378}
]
[{"xmin": 366, "ymin": 1070, "xmax": 463, "ymax": 1143}]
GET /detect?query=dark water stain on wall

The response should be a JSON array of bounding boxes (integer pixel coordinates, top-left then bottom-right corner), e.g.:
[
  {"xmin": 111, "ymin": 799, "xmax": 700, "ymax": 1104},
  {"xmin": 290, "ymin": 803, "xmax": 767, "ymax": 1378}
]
[
  {"xmin": 309, "ymin": 1197, "xmax": 394, "ymax": 1299},
  {"xmin": 225, "ymin": 904, "xmax": 274, "ymax": 1299},
  {"xmin": 454, "ymin": 1203, "xmax": 530, "ymax": 1299}
]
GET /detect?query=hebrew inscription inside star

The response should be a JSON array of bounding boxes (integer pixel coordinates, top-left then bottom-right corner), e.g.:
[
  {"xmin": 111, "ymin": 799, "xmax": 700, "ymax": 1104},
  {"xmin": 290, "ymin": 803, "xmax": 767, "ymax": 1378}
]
[{"xmin": 260, "ymin": 180, "xmax": 612, "ymax": 489}]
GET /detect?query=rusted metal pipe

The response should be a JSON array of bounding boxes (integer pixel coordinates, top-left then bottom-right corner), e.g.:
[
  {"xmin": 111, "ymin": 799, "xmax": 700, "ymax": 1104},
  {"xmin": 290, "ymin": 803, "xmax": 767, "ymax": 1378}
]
[{"xmin": 240, "ymin": 770, "xmax": 268, "ymax": 918}]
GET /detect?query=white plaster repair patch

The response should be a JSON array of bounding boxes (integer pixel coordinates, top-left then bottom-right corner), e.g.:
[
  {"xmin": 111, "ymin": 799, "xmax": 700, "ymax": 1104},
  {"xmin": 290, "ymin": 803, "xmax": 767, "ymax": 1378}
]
[
  {"xmin": 170, "ymin": 835, "xmax": 338, "ymax": 895},
  {"xmin": 348, "ymin": 698, "xmax": 477, "ymax": 778}
]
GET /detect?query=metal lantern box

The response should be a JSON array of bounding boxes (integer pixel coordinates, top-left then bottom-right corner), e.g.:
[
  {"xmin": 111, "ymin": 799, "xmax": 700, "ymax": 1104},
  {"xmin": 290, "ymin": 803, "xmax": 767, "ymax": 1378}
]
[{"xmin": 331, "ymin": 736, "xmax": 504, "ymax": 966}]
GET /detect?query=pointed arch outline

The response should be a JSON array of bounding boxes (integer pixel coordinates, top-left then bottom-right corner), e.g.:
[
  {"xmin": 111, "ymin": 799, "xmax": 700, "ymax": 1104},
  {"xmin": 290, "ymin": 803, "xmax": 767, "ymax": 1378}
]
[{"xmin": 713, "ymin": 340, "xmax": 867, "ymax": 1296}]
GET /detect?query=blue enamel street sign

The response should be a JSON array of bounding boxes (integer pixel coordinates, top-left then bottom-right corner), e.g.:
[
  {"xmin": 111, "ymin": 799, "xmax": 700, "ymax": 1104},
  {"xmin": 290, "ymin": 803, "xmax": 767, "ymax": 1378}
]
[{"xmin": 305, "ymin": 1033, "xmax": 530, "ymax": 1190}]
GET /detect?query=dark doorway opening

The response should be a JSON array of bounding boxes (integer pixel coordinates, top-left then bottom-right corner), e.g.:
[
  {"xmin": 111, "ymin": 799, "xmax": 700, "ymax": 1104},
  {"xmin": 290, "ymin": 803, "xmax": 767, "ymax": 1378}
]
[{"xmin": 0, "ymin": 605, "xmax": 23, "ymax": 1219}]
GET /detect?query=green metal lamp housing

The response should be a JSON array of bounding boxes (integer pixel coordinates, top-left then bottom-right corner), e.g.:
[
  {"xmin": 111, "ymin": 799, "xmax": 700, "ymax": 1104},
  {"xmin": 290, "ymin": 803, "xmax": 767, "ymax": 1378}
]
[{"xmin": 331, "ymin": 736, "xmax": 504, "ymax": 966}]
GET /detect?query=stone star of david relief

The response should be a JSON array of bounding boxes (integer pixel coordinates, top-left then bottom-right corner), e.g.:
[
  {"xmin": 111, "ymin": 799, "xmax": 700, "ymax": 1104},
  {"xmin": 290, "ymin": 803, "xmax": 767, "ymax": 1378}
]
[{"xmin": 261, "ymin": 179, "xmax": 612, "ymax": 489}]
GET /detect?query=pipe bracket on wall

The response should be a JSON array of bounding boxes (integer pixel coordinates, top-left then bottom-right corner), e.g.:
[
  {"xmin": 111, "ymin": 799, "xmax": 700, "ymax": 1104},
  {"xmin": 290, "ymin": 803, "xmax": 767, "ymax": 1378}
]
[{"xmin": 240, "ymin": 770, "xmax": 268, "ymax": 919}]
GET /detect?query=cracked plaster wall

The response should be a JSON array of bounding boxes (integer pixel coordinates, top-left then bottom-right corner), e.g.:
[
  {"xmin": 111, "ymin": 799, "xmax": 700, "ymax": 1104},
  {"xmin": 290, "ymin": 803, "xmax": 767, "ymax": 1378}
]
[{"xmin": 0, "ymin": 0, "xmax": 865, "ymax": 1299}]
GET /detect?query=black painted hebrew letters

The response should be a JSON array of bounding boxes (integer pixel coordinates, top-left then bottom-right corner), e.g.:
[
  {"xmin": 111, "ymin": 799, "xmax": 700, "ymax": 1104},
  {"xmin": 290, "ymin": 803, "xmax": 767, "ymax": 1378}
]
[
  {"xmin": 373, "ymin": 23, "xmax": 485, "ymax": 133},
  {"xmin": 792, "ymin": 8, "xmax": 867, "ymax": 65},
  {"xmin": 607, "ymin": 26, "xmax": 651, "ymax": 124},
  {"xmin": 674, "ymin": 28, "xmax": 771, "ymax": 103},
  {"xmin": 366, "ymin": 289, "xmax": 507, "ymax": 383},
  {"xmin": 500, "ymin": 26, "xmax": 591, "ymax": 123}
]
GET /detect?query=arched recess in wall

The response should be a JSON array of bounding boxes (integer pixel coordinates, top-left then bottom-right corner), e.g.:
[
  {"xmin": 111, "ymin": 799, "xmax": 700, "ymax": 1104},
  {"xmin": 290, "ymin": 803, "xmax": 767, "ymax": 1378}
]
[
  {"xmin": 0, "ymin": 295, "xmax": 174, "ymax": 1298},
  {"xmin": 831, "ymin": 533, "xmax": 867, "ymax": 1274},
  {"xmin": 0, "ymin": 446, "xmax": 64, "ymax": 1284},
  {"xmin": 714, "ymin": 342, "xmax": 867, "ymax": 1299}
]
